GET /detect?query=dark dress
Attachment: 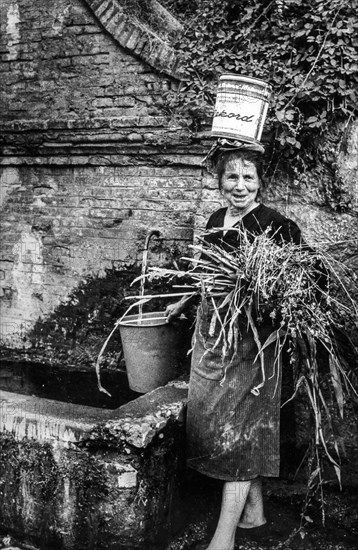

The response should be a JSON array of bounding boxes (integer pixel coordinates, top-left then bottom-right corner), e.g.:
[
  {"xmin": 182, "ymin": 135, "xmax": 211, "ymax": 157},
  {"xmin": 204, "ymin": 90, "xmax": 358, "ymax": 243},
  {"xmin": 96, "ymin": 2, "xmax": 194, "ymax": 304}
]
[{"xmin": 186, "ymin": 204, "xmax": 302, "ymax": 481}]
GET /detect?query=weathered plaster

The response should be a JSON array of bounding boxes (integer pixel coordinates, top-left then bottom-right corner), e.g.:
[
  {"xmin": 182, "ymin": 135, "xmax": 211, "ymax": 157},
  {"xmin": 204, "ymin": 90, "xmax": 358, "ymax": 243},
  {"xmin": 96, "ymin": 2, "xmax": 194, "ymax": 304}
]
[
  {"xmin": 2, "ymin": 226, "xmax": 47, "ymax": 347},
  {"xmin": 0, "ymin": 168, "xmax": 21, "ymax": 207},
  {"xmin": 6, "ymin": 2, "xmax": 20, "ymax": 61}
]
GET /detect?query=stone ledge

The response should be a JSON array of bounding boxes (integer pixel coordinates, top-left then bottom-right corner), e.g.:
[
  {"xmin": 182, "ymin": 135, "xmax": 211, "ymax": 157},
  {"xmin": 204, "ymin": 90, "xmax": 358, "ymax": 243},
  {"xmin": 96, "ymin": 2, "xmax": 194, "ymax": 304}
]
[
  {"xmin": 0, "ymin": 116, "xmax": 173, "ymax": 131},
  {"xmin": 0, "ymin": 390, "xmax": 114, "ymax": 445},
  {"xmin": 0, "ymin": 380, "xmax": 188, "ymax": 449},
  {"xmin": 1, "ymin": 129, "xmax": 195, "ymax": 146},
  {"xmin": 87, "ymin": 380, "xmax": 188, "ymax": 449},
  {"xmin": 0, "ymin": 118, "xmax": 213, "ymax": 163},
  {"xmin": 0, "ymin": 153, "xmax": 206, "ymax": 167}
]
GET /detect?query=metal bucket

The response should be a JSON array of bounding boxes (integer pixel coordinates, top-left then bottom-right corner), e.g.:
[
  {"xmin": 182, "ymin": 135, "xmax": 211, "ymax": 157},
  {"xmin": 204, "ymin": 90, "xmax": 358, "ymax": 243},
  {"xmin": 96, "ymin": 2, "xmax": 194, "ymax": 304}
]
[
  {"xmin": 119, "ymin": 311, "xmax": 184, "ymax": 393},
  {"xmin": 212, "ymin": 74, "xmax": 272, "ymax": 143}
]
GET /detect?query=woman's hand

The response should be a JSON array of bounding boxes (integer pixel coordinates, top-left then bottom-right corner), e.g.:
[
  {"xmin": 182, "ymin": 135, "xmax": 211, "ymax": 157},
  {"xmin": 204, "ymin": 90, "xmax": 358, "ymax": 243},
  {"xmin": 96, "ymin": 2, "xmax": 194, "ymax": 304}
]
[
  {"xmin": 165, "ymin": 293, "xmax": 197, "ymax": 323},
  {"xmin": 165, "ymin": 300, "xmax": 186, "ymax": 323}
]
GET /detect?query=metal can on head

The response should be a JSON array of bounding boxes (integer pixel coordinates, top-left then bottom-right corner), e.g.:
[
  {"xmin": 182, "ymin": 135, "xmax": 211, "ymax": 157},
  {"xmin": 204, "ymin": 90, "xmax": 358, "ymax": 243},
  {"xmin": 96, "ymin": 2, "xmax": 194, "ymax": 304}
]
[{"xmin": 211, "ymin": 74, "xmax": 272, "ymax": 144}]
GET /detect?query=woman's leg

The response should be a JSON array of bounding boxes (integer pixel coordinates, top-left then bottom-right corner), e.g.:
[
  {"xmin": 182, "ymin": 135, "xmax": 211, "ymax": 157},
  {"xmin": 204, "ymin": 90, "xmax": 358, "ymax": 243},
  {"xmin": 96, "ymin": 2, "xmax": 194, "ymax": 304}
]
[
  {"xmin": 238, "ymin": 478, "xmax": 266, "ymax": 528},
  {"xmin": 206, "ymin": 480, "xmax": 251, "ymax": 550}
]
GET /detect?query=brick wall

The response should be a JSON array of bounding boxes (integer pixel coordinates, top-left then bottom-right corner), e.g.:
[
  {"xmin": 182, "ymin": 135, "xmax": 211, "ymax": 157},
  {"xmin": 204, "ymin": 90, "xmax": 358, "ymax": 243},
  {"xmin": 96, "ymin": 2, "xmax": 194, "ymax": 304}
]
[
  {"xmin": 0, "ymin": 0, "xmax": 179, "ymax": 121},
  {"xmin": 0, "ymin": 163, "xmax": 205, "ymax": 347},
  {"xmin": 0, "ymin": 0, "xmax": 214, "ymax": 352}
]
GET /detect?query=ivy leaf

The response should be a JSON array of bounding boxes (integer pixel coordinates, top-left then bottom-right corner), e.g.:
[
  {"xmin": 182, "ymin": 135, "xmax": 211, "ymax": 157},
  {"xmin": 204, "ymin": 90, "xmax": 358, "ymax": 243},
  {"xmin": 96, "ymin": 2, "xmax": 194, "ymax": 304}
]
[
  {"xmin": 286, "ymin": 136, "xmax": 301, "ymax": 149},
  {"xmin": 275, "ymin": 110, "xmax": 285, "ymax": 122},
  {"xmin": 285, "ymin": 109, "xmax": 296, "ymax": 121}
]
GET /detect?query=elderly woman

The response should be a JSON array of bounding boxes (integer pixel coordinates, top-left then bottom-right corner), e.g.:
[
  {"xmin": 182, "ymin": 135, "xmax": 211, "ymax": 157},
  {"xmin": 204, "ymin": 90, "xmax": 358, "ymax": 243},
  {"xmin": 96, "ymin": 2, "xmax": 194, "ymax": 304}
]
[{"xmin": 166, "ymin": 147, "xmax": 303, "ymax": 550}]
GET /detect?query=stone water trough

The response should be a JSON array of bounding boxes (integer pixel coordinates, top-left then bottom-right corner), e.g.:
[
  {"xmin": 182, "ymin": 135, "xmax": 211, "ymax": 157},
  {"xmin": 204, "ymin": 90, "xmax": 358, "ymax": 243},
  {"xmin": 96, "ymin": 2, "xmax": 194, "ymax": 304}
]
[{"xmin": 0, "ymin": 360, "xmax": 188, "ymax": 550}]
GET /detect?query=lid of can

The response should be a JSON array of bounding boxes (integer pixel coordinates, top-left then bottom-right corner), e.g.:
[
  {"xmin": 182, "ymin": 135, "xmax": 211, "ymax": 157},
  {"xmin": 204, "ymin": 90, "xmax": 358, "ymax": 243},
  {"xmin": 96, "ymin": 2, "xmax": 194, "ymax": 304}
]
[{"xmin": 218, "ymin": 73, "xmax": 272, "ymax": 89}]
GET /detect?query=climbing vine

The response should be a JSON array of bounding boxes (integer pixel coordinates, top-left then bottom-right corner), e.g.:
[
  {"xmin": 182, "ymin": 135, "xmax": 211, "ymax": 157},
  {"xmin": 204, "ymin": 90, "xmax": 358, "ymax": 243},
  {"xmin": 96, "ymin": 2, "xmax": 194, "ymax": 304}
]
[{"xmin": 163, "ymin": 0, "xmax": 357, "ymax": 191}]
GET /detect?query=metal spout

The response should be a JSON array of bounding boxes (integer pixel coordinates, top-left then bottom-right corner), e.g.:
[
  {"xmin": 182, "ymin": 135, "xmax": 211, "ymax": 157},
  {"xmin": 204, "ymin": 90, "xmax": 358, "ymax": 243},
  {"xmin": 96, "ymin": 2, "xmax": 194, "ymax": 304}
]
[{"xmin": 144, "ymin": 229, "xmax": 161, "ymax": 250}]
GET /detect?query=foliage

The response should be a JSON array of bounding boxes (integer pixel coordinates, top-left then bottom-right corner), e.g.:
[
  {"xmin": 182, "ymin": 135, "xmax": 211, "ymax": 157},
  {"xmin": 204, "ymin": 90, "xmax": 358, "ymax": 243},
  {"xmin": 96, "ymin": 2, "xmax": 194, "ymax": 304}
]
[{"xmin": 163, "ymin": 0, "xmax": 358, "ymax": 181}]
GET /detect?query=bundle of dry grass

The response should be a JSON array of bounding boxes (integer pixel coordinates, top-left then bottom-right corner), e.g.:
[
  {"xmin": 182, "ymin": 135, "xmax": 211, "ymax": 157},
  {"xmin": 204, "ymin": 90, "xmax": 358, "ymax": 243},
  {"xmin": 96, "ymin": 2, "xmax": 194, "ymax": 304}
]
[{"xmin": 137, "ymin": 226, "xmax": 357, "ymax": 495}]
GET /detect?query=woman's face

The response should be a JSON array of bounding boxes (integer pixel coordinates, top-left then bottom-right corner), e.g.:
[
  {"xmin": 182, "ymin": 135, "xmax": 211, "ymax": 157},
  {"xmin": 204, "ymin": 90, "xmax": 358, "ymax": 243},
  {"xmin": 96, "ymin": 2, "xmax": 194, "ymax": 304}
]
[{"xmin": 220, "ymin": 158, "xmax": 260, "ymax": 213}]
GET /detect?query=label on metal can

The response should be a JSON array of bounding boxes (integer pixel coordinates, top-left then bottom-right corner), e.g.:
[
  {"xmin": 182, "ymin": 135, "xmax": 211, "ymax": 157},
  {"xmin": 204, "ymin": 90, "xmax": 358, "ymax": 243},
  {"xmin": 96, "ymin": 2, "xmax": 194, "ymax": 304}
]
[{"xmin": 212, "ymin": 76, "xmax": 272, "ymax": 143}]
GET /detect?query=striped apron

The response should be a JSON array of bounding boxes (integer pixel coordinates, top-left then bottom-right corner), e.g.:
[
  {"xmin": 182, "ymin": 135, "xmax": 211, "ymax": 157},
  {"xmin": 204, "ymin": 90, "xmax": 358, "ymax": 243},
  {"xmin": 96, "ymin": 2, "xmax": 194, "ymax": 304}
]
[{"xmin": 186, "ymin": 300, "xmax": 282, "ymax": 481}]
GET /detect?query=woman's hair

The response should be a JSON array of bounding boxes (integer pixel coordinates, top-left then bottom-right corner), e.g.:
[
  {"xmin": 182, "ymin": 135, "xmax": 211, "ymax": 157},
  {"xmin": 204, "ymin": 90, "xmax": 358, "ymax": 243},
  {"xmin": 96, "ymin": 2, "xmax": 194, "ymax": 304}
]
[{"xmin": 216, "ymin": 149, "xmax": 264, "ymax": 189}]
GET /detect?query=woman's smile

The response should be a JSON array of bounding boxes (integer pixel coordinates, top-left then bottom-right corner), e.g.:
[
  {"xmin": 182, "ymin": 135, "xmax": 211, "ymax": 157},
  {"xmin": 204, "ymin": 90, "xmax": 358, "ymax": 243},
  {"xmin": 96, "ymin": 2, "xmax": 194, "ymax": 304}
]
[{"xmin": 221, "ymin": 158, "xmax": 260, "ymax": 216}]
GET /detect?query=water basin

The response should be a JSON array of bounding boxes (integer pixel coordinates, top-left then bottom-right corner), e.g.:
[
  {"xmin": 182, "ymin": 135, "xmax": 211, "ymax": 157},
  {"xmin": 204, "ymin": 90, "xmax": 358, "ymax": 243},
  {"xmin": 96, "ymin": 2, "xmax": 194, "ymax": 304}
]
[{"xmin": 0, "ymin": 359, "xmax": 140, "ymax": 409}]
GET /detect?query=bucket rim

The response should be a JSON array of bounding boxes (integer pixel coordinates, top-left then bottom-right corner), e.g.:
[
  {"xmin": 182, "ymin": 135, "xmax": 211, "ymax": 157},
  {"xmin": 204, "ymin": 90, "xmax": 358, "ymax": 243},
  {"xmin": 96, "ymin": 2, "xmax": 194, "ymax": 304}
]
[
  {"xmin": 218, "ymin": 74, "xmax": 272, "ymax": 88},
  {"xmin": 119, "ymin": 311, "xmax": 168, "ymax": 327}
]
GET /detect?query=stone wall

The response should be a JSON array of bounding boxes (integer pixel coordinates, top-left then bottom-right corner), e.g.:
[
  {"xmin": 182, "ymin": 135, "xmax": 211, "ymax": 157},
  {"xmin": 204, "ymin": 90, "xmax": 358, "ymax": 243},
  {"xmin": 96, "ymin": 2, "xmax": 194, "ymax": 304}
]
[{"xmin": 0, "ymin": 382, "xmax": 188, "ymax": 550}]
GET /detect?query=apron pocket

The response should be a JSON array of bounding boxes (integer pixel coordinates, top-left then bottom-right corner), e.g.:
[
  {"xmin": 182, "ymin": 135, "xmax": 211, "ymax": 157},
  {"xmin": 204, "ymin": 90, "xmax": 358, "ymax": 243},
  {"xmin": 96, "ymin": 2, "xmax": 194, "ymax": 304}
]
[
  {"xmin": 191, "ymin": 302, "xmax": 229, "ymax": 381},
  {"xmin": 192, "ymin": 331, "xmax": 225, "ymax": 381}
]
